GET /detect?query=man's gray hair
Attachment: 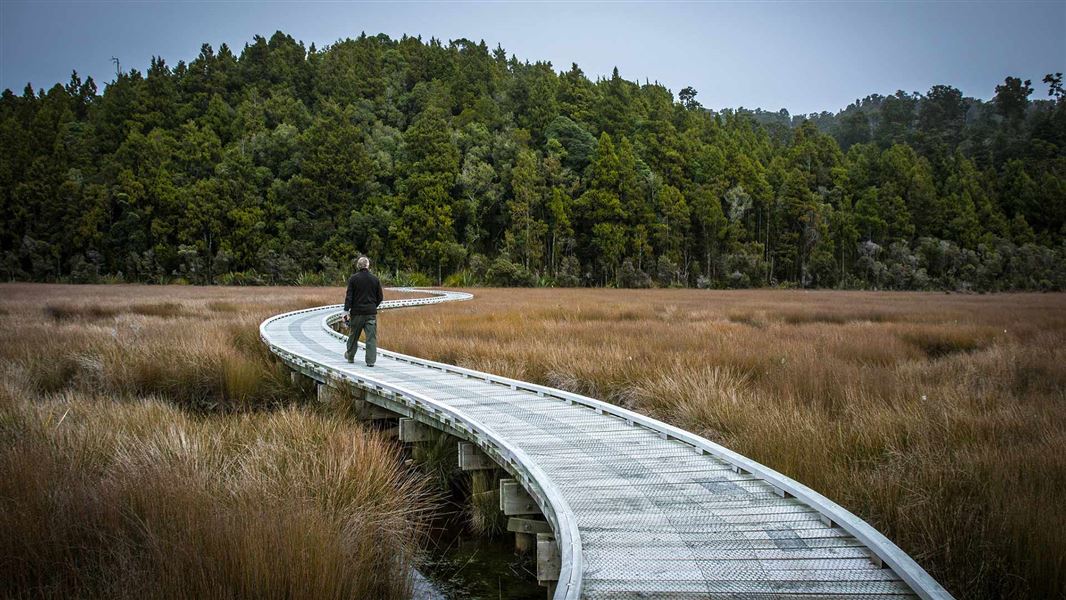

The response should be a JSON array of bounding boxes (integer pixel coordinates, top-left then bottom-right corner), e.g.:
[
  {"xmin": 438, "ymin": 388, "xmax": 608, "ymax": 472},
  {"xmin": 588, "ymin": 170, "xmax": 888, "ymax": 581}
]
[{"xmin": 356, "ymin": 256, "xmax": 370, "ymax": 269}]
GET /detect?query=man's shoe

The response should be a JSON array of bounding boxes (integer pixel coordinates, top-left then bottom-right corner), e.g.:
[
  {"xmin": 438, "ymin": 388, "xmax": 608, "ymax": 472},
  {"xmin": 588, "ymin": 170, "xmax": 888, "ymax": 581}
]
[
  {"xmin": 344, "ymin": 353, "xmax": 354, "ymax": 363},
  {"xmin": 366, "ymin": 363, "xmax": 375, "ymax": 368}
]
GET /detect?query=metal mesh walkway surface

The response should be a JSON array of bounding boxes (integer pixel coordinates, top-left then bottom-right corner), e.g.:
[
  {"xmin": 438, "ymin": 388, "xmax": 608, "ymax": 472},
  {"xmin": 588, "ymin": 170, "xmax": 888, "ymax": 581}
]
[{"xmin": 260, "ymin": 289, "xmax": 952, "ymax": 600}]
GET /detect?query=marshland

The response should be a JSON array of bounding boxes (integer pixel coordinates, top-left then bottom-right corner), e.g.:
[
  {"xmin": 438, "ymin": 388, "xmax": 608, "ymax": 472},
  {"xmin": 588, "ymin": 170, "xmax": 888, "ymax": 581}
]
[
  {"xmin": 2, "ymin": 283, "xmax": 1064, "ymax": 599},
  {"xmin": 0, "ymin": 284, "xmax": 434, "ymax": 599}
]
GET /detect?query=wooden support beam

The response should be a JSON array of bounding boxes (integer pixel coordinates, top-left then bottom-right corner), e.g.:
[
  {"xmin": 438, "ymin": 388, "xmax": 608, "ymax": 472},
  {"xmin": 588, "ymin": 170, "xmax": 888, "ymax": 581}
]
[
  {"xmin": 536, "ymin": 533, "xmax": 560, "ymax": 583},
  {"xmin": 458, "ymin": 442, "xmax": 494, "ymax": 471},
  {"xmin": 353, "ymin": 399, "xmax": 400, "ymax": 421},
  {"xmin": 365, "ymin": 389, "xmax": 389, "ymax": 404},
  {"xmin": 398, "ymin": 418, "xmax": 436, "ymax": 443},
  {"xmin": 316, "ymin": 382, "xmax": 335, "ymax": 403},
  {"xmin": 289, "ymin": 368, "xmax": 323, "ymax": 386},
  {"xmin": 500, "ymin": 479, "xmax": 540, "ymax": 516},
  {"xmin": 507, "ymin": 517, "xmax": 553, "ymax": 535}
]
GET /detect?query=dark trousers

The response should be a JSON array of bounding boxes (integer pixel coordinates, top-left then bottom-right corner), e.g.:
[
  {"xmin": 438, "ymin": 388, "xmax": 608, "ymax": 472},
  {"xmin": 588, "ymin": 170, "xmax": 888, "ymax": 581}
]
[{"xmin": 345, "ymin": 314, "xmax": 377, "ymax": 366}]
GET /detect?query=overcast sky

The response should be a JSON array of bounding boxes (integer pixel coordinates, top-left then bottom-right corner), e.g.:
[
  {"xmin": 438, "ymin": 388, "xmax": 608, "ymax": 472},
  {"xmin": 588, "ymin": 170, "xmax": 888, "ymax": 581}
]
[{"xmin": 1, "ymin": 1, "xmax": 1063, "ymax": 115}]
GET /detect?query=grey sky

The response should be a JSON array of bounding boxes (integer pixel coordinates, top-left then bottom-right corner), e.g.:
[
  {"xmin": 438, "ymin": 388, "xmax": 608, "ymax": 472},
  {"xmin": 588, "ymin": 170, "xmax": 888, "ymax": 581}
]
[{"xmin": 1, "ymin": 1, "xmax": 1063, "ymax": 115}]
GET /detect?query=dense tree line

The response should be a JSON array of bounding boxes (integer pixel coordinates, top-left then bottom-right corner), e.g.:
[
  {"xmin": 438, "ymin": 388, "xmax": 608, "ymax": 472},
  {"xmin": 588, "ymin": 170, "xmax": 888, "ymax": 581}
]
[{"xmin": 2, "ymin": 31, "xmax": 1064, "ymax": 290}]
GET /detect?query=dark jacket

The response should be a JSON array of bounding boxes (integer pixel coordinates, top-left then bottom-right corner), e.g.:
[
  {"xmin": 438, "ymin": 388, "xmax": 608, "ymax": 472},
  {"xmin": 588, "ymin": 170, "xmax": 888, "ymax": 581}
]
[{"xmin": 344, "ymin": 269, "xmax": 383, "ymax": 315}]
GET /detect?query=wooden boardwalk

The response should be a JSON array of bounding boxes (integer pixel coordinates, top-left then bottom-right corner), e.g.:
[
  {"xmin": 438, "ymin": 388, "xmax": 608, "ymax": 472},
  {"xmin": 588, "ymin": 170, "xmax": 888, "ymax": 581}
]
[{"xmin": 260, "ymin": 289, "xmax": 952, "ymax": 600}]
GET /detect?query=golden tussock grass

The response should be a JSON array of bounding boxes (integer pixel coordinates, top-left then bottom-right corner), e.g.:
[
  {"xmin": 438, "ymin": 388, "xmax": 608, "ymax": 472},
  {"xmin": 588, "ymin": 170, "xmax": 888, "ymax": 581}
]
[
  {"xmin": 0, "ymin": 283, "xmax": 432, "ymax": 600},
  {"xmin": 379, "ymin": 288, "xmax": 1066, "ymax": 600},
  {"xmin": 465, "ymin": 471, "xmax": 506, "ymax": 537}
]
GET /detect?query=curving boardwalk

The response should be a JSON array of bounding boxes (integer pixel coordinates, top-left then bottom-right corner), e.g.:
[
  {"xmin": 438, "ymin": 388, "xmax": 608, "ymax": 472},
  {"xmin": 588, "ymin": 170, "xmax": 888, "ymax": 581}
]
[{"xmin": 260, "ymin": 289, "xmax": 952, "ymax": 600}]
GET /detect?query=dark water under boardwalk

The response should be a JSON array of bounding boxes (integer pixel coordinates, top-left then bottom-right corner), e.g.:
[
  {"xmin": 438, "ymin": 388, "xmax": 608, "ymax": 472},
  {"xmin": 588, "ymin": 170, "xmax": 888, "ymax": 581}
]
[
  {"xmin": 417, "ymin": 497, "xmax": 544, "ymax": 600},
  {"xmin": 380, "ymin": 425, "xmax": 542, "ymax": 600}
]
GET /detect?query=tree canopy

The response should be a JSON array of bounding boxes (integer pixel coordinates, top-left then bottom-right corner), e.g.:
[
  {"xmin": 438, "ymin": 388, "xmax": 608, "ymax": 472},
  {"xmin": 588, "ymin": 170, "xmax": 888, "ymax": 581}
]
[{"xmin": 2, "ymin": 31, "xmax": 1064, "ymax": 290}]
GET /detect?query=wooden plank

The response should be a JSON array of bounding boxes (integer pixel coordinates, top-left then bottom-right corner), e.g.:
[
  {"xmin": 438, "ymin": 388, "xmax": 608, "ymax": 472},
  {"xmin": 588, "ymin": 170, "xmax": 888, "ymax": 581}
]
[{"xmin": 580, "ymin": 577, "xmax": 915, "ymax": 595}]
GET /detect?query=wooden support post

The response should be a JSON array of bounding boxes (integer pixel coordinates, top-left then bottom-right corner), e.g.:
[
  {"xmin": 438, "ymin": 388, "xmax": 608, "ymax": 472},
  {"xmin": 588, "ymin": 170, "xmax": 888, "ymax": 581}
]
[
  {"xmin": 472, "ymin": 488, "xmax": 498, "ymax": 507},
  {"xmin": 458, "ymin": 442, "xmax": 494, "ymax": 471},
  {"xmin": 514, "ymin": 532, "xmax": 535, "ymax": 554},
  {"xmin": 500, "ymin": 479, "xmax": 540, "ymax": 516},
  {"xmin": 508, "ymin": 517, "xmax": 552, "ymax": 555},
  {"xmin": 316, "ymin": 382, "xmax": 334, "ymax": 403},
  {"xmin": 398, "ymin": 418, "xmax": 436, "ymax": 443},
  {"xmin": 290, "ymin": 370, "xmax": 301, "ymax": 384},
  {"xmin": 536, "ymin": 533, "xmax": 560, "ymax": 584}
]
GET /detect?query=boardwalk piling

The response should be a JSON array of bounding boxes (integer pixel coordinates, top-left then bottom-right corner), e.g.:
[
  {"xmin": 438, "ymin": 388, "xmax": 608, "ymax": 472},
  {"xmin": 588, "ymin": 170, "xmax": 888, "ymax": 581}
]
[
  {"xmin": 398, "ymin": 418, "xmax": 435, "ymax": 442},
  {"xmin": 500, "ymin": 479, "xmax": 539, "ymax": 516},
  {"xmin": 458, "ymin": 442, "xmax": 494, "ymax": 471},
  {"xmin": 509, "ymin": 517, "xmax": 551, "ymax": 555},
  {"xmin": 536, "ymin": 533, "xmax": 560, "ymax": 590}
]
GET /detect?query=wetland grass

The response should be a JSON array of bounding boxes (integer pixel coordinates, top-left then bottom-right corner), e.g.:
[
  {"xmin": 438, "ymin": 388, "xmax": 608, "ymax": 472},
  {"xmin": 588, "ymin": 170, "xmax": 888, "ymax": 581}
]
[
  {"xmin": 4, "ymin": 284, "xmax": 1063, "ymax": 598},
  {"xmin": 0, "ymin": 284, "xmax": 431, "ymax": 600},
  {"xmin": 382, "ymin": 287, "xmax": 1066, "ymax": 600}
]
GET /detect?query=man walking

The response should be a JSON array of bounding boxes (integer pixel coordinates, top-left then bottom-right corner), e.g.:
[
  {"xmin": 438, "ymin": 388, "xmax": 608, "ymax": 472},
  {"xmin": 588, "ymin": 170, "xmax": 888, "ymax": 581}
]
[{"xmin": 343, "ymin": 256, "xmax": 383, "ymax": 366}]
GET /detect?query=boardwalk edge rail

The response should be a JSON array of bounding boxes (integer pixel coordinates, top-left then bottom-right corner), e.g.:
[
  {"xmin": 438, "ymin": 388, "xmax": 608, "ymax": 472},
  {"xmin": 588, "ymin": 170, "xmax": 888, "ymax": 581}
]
[{"xmin": 261, "ymin": 287, "xmax": 953, "ymax": 600}]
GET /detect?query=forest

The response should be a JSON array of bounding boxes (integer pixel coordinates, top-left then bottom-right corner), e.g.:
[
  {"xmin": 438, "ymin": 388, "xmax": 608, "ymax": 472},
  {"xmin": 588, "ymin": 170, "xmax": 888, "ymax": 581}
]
[{"xmin": 2, "ymin": 31, "xmax": 1064, "ymax": 290}]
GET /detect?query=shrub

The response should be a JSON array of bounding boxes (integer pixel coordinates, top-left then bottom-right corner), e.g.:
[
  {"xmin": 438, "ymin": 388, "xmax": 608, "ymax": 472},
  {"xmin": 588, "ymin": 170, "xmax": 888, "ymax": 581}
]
[
  {"xmin": 554, "ymin": 256, "xmax": 582, "ymax": 287},
  {"xmin": 485, "ymin": 257, "xmax": 536, "ymax": 287},
  {"xmin": 619, "ymin": 259, "xmax": 652, "ymax": 288},
  {"xmin": 380, "ymin": 270, "xmax": 434, "ymax": 288}
]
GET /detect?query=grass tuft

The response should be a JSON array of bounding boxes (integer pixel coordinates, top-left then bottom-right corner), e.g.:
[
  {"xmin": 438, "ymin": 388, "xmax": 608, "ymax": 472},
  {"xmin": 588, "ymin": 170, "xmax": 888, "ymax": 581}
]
[
  {"xmin": 44, "ymin": 303, "xmax": 121, "ymax": 321},
  {"xmin": 899, "ymin": 326, "xmax": 994, "ymax": 358},
  {"xmin": 128, "ymin": 301, "xmax": 187, "ymax": 318},
  {"xmin": 207, "ymin": 300, "xmax": 241, "ymax": 312},
  {"xmin": 466, "ymin": 471, "xmax": 505, "ymax": 537}
]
